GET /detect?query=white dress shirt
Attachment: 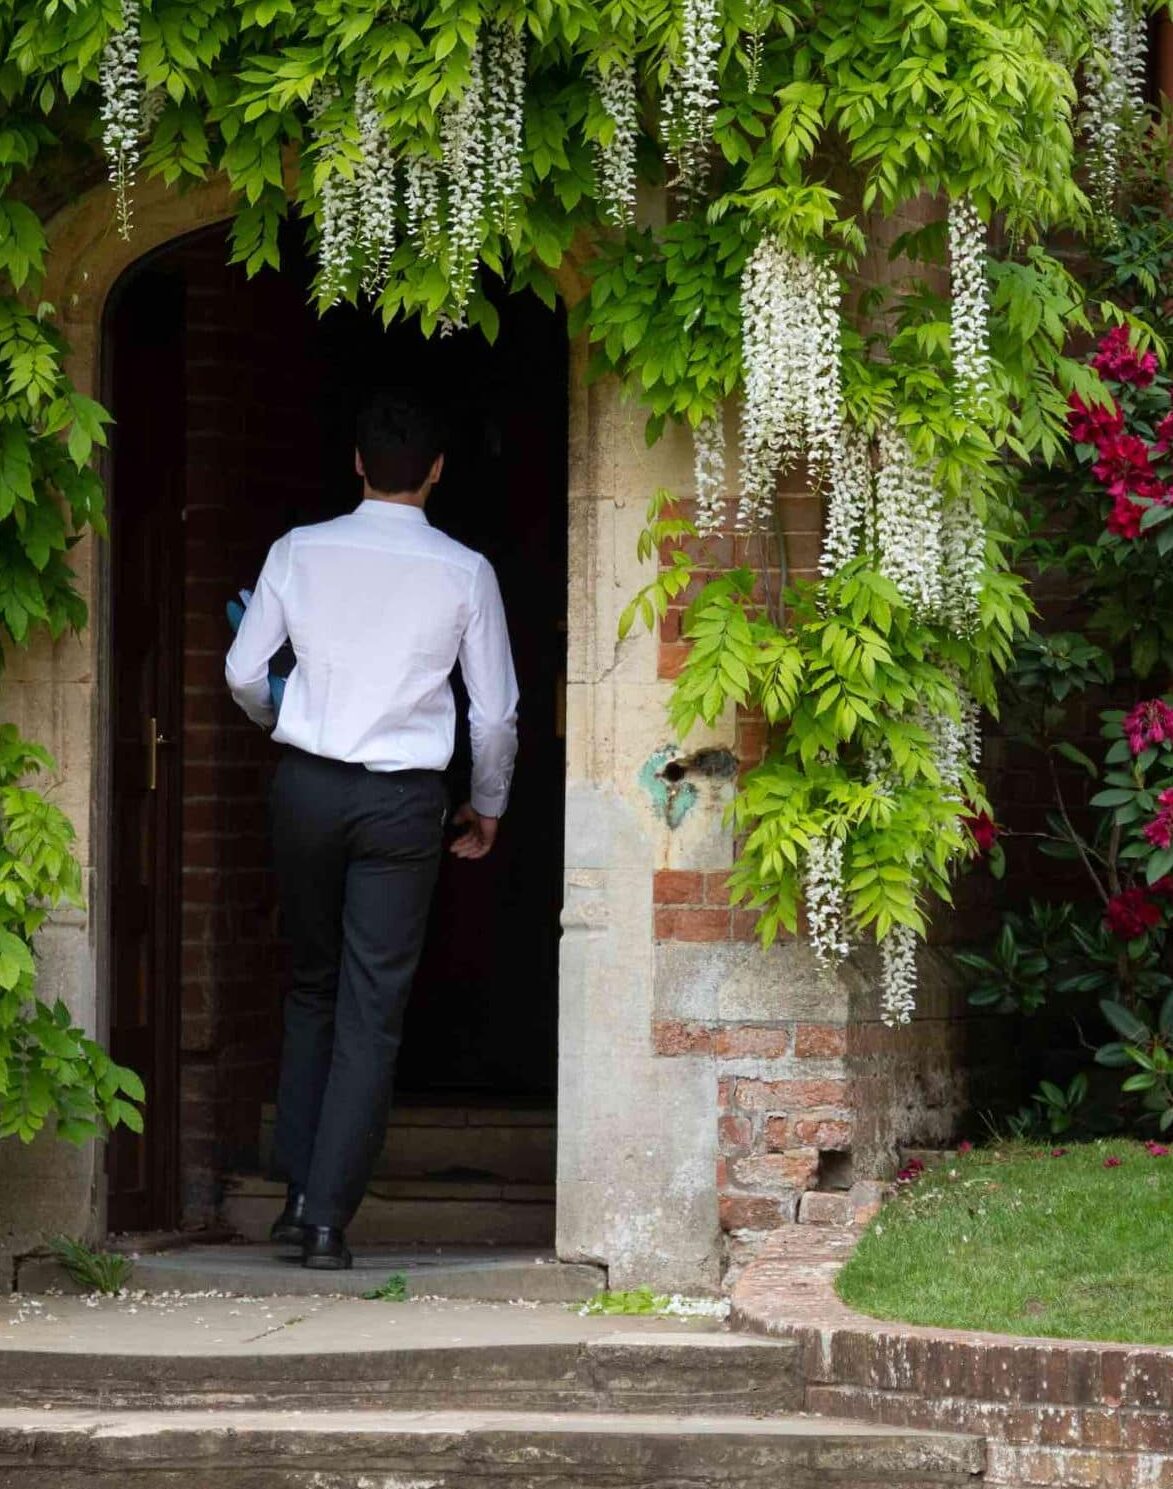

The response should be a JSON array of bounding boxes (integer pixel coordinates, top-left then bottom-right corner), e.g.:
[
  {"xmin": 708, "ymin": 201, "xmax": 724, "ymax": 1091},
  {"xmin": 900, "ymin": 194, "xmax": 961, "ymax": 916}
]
[{"xmin": 225, "ymin": 500, "xmax": 519, "ymax": 817}]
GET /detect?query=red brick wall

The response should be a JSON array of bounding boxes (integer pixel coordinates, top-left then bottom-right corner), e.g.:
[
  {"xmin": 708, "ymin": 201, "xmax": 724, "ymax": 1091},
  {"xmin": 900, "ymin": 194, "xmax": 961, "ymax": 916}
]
[{"xmin": 650, "ymin": 476, "xmax": 992, "ymax": 1260}]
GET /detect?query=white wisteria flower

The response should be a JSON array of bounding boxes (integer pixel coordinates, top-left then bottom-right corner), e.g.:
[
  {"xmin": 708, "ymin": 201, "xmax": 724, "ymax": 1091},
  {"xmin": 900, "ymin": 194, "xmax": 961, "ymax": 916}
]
[
  {"xmin": 484, "ymin": 22, "xmax": 526, "ymax": 234},
  {"xmin": 874, "ymin": 423, "xmax": 943, "ymax": 617},
  {"xmin": 880, "ymin": 922, "xmax": 918, "ymax": 1026},
  {"xmin": 404, "ymin": 151, "xmax": 443, "ymax": 259},
  {"xmin": 1084, "ymin": 0, "xmax": 1148, "ymax": 216},
  {"xmin": 99, "ymin": 0, "xmax": 143, "ymax": 240},
  {"xmin": 662, "ymin": 0, "xmax": 722, "ymax": 194},
  {"xmin": 440, "ymin": 39, "xmax": 488, "ymax": 316},
  {"xmin": 947, "ymin": 195, "xmax": 991, "ymax": 409},
  {"xmin": 595, "ymin": 61, "xmax": 640, "ymax": 227},
  {"xmin": 310, "ymin": 85, "xmax": 359, "ymax": 307},
  {"xmin": 738, "ymin": 234, "xmax": 842, "ymax": 531},
  {"xmin": 805, "ymin": 833, "xmax": 850, "ymax": 968},
  {"xmin": 355, "ymin": 81, "xmax": 398, "ymax": 298},
  {"xmin": 819, "ymin": 423, "xmax": 872, "ymax": 576},
  {"xmin": 692, "ymin": 412, "xmax": 727, "ymax": 536},
  {"xmin": 940, "ymin": 492, "xmax": 985, "ymax": 634}
]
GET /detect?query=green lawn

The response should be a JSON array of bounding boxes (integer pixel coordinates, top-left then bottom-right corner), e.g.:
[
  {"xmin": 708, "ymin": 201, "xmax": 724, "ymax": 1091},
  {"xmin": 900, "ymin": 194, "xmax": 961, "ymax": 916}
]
[{"xmin": 835, "ymin": 1141, "xmax": 1173, "ymax": 1345}]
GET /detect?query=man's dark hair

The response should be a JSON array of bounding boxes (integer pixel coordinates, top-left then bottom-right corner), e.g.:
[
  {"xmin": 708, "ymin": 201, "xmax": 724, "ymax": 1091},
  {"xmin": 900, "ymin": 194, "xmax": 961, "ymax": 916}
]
[{"xmin": 356, "ymin": 392, "xmax": 444, "ymax": 494}]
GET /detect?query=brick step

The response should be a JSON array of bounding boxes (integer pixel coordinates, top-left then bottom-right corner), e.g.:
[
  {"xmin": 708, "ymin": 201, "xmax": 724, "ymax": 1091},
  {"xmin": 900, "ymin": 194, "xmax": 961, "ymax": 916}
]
[
  {"xmin": 222, "ymin": 1176, "xmax": 554, "ymax": 1246},
  {"xmin": 0, "ymin": 1407, "xmax": 985, "ymax": 1487},
  {"xmin": 257, "ymin": 1100, "xmax": 556, "ymax": 1185},
  {"xmin": 0, "ymin": 1334, "xmax": 800, "ymax": 1417}
]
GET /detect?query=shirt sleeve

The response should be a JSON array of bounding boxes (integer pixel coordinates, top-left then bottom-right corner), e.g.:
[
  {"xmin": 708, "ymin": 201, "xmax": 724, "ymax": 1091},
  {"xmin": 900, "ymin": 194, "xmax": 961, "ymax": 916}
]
[
  {"xmin": 459, "ymin": 556, "xmax": 519, "ymax": 818},
  {"xmin": 225, "ymin": 536, "xmax": 291, "ymax": 729}
]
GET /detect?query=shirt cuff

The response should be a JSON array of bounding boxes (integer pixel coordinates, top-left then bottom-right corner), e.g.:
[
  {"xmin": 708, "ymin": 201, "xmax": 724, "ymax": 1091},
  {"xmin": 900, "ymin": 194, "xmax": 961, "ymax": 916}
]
[{"xmin": 471, "ymin": 788, "xmax": 509, "ymax": 818}]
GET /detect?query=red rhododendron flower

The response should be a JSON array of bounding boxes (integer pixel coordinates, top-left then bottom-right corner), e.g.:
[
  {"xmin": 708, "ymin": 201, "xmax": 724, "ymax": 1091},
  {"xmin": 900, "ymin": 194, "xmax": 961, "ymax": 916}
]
[
  {"xmin": 1067, "ymin": 391, "xmax": 1125, "ymax": 446},
  {"xmin": 1103, "ymin": 1155, "xmax": 1123, "ymax": 1168},
  {"xmin": 1145, "ymin": 1141, "xmax": 1170, "ymax": 1157},
  {"xmin": 1092, "ymin": 432, "xmax": 1153, "ymax": 490},
  {"xmin": 1144, "ymin": 813, "xmax": 1173, "ymax": 849},
  {"xmin": 1104, "ymin": 888, "xmax": 1163, "ymax": 939},
  {"xmin": 1092, "ymin": 326, "xmax": 1159, "ymax": 388},
  {"xmin": 1124, "ymin": 699, "xmax": 1173, "ymax": 754},
  {"xmin": 962, "ymin": 811, "xmax": 999, "ymax": 855},
  {"xmin": 957, "ymin": 1140, "xmax": 973, "ymax": 1154},
  {"xmin": 1155, "ymin": 409, "xmax": 1173, "ymax": 453},
  {"xmin": 1107, "ymin": 493, "xmax": 1145, "ymax": 540},
  {"xmin": 1152, "ymin": 876, "xmax": 1173, "ymax": 899},
  {"xmin": 1143, "ymin": 788, "xmax": 1173, "ymax": 851}
]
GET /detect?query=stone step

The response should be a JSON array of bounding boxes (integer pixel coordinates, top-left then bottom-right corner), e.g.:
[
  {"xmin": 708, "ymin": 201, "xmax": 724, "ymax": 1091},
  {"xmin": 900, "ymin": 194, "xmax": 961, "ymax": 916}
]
[
  {"xmin": 0, "ymin": 1406, "xmax": 985, "ymax": 1487},
  {"xmin": 0, "ymin": 1332, "xmax": 799, "ymax": 1416},
  {"xmin": 19, "ymin": 1245, "xmax": 598, "ymax": 1303},
  {"xmin": 222, "ymin": 1177, "xmax": 554, "ymax": 1246},
  {"xmin": 258, "ymin": 1101, "xmax": 556, "ymax": 1184}
]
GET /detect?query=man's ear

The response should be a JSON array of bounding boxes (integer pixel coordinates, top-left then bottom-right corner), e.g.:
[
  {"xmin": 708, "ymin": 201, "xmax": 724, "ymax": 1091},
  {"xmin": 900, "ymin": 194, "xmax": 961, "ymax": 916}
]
[
  {"xmin": 430, "ymin": 453, "xmax": 445, "ymax": 485},
  {"xmin": 355, "ymin": 449, "xmax": 365, "ymax": 479}
]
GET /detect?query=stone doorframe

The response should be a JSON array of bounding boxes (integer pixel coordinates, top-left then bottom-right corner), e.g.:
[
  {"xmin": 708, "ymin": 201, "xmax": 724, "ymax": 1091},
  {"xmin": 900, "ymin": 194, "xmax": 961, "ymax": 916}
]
[{"xmin": 0, "ymin": 169, "xmax": 740, "ymax": 1287}]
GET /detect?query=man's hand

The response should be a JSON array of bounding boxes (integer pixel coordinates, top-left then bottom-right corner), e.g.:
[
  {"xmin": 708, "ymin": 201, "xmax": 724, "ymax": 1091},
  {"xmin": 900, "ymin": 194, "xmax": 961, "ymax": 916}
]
[{"xmin": 449, "ymin": 802, "xmax": 499, "ymax": 859}]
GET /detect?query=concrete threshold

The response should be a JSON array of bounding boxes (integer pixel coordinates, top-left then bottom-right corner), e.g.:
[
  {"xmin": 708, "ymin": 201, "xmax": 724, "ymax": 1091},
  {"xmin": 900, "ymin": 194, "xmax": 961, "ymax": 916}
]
[{"xmin": 17, "ymin": 1244, "xmax": 603, "ymax": 1303}]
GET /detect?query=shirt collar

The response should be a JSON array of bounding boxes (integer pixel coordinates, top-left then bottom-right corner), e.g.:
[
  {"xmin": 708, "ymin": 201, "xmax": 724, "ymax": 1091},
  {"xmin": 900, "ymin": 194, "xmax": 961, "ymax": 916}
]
[{"xmin": 356, "ymin": 499, "xmax": 430, "ymax": 525}]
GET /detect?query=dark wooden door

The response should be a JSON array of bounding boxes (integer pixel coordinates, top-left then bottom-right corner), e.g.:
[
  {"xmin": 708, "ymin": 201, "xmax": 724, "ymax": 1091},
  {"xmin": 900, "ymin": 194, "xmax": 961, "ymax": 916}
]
[{"xmin": 106, "ymin": 266, "xmax": 185, "ymax": 1233}]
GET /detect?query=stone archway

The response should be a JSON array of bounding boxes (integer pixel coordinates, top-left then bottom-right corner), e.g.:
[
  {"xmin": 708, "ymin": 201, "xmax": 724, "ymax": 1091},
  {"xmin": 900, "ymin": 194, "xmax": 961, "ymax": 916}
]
[{"xmin": 2, "ymin": 170, "xmax": 740, "ymax": 1291}]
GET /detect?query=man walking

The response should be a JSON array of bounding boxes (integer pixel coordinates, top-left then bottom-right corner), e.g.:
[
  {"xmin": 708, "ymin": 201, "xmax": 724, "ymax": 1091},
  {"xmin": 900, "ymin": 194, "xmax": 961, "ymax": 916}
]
[{"xmin": 226, "ymin": 394, "xmax": 519, "ymax": 1269}]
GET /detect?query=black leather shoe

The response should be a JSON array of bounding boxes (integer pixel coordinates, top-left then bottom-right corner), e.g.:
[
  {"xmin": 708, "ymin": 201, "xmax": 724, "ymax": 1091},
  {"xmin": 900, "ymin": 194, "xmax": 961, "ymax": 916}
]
[
  {"xmin": 269, "ymin": 1184, "xmax": 307, "ymax": 1246},
  {"xmin": 302, "ymin": 1225, "xmax": 352, "ymax": 1270}
]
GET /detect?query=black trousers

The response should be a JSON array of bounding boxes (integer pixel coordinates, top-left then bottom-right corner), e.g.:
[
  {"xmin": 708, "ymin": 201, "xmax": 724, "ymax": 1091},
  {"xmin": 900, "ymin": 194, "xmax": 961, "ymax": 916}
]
[{"xmin": 270, "ymin": 749, "xmax": 446, "ymax": 1229}]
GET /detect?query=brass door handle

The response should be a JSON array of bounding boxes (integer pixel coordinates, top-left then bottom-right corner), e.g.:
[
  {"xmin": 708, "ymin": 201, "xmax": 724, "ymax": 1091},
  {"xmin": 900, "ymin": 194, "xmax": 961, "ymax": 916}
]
[{"xmin": 146, "ymin": 717, "xmax": 174, "ymax": 792}]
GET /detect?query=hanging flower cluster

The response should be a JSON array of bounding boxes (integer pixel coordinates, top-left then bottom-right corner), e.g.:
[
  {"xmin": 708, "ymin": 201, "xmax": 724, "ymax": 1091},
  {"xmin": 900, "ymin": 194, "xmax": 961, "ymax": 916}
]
[
  {"xmin": 804, "ymin": 834, "xmax": 850, "ymax": 967},
  {"xmin": 1067, "ymin": 327, "xmax": 1173, "ymax": 542},
  {"xmin": 738, "ymin": 234, "xmax": 841, "ymax": 530},
  {"xmin": 940, "ymin": 492, "xmax": 985, "ymax": 633},
  {"xmin": 1083, "ymin": 0, "xmax": 1149, "ymax": 216},
  {"xmin": 819, "ymin": 425, "xmax": 872, "ymax": 577},
  {"xmin": 304, "ymin": 32, "xmax": 526, "ymax": 315},
  {"xmin": 873, "ymin": 424, "xmax": 944, "ymax": 615},
  {"xmin": 484, "ymin": 24, "xmax": 527, "ymax": 234},
  {"xmin": 662, "ymin": 0, "xmax": 722, "ymax": 195},
  {"xmin": 355, "ymin": 82, "xmax": 398, "ymax": 298},
  {"xmin": 880, "ymin": 923, "xmax": 918, "ymax": 1026},
  {"xmin": 947, "ymin": 196, "xmax": 991, "ymax": 409},
  {"xmin": 310, "ymin": 85, "xmax": 359, "ymax": 307},
  {"xmin": 440, "ymin": 40, "xmax": 488, "ymax": 319},
  {"xmin": 595, "ymin": 62, "xmax": 641, "ymax": 227},
  {"xmin": 99, "ymin": 0, "xmax": 143, "ymax": 241},
  {"xmin": 692, "ymin": 413, "xmax": 727, "ymax": 536},
  {"xmin": 404, "ymin": 152, "xmax": 444, "ymax": 258}
]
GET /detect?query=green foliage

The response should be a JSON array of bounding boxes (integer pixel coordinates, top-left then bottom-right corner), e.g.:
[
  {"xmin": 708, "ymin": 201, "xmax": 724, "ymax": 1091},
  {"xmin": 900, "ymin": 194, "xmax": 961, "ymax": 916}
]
[
  {"xmin": 361, "ymin": 1271, "xmax": 409, "ymax": 1301},
  {"xmin": 0, "ymin": 725, "xmax": 143, "ymax": 1144},
  {"xmin": 641, "ymin": 508, "xmax": 1030, "ymax": 947},
  {"xmin": 49, "ymin": 1234, "xmax": 135, "ymax": 1295},
  {"xmin": 0, "ymin": 0, "xmax": 1156, "ymax": 1074}
]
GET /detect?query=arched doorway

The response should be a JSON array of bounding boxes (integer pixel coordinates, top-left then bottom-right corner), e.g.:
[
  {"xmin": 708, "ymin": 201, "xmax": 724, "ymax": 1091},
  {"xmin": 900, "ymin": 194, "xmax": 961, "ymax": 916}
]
[{"xmin": 103, "ymin": 222, "xmax": 568, "ymax": 1240}]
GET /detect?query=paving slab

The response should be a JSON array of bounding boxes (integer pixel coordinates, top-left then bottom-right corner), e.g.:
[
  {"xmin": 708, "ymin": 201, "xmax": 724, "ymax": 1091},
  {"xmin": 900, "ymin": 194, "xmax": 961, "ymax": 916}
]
[
  {"xmin": 0, "ymin": 1405, "xmax": 986, "ymax": 1487},
  {"xmin": 18, "ymin": 1244, "xmax": 601, "ymax": 1302},
  {"xmin": 0, "ymin": 1297, "xmax": 799, "ymax": 1416},
  {"xmin": 0, "ymin": 1295, "xmax": 724, "ymax": 1356}
]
